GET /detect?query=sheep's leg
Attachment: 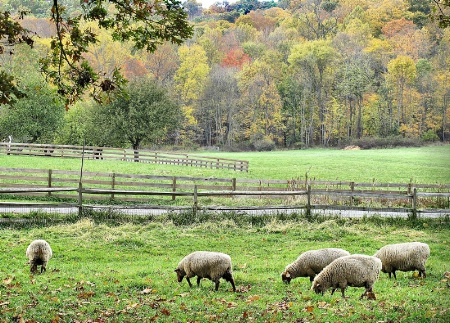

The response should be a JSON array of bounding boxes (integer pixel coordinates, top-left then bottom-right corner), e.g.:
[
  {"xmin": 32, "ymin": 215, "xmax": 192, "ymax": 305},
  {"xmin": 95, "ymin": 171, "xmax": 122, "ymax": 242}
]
[
  {"xmin": 41, "ymin": 261, "xmax": 48, "ymax": 273},
  {"xmin": 214, "ymin": 280, "xmax": 220, "ymax": 291},
  {"xmin": 30, "ymin": 263, "xmax": 38, "ymax": 274},
  {"xmin": 393, "ymin": 270, "xmax": 397, "ymax": 279},
  {"xmin": 340, "ymin": 288, "xmax": 346, "ymax": 298},
  {"xmin": 197, "ymin": 276, "xmax": 201, "ymax": 286},
  {"xmin": 186, "ymin": 277, "xmax": 193, "ymax": 288},
  {"xmin": 360, "ymin": 285, "xmax": 371, "ymax": 300},
  {"xmin": 223, "ymin": 272, "xmax": 236, "ymax": 292}
]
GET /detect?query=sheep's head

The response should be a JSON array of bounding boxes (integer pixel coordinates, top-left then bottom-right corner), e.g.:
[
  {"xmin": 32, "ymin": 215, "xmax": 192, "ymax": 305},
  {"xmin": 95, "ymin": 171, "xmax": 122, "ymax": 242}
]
[
  {"xmin": 311, "ymin": 281, "xmax": 325, "ymax": 295},
  {"xmin": 175, "ymin": 268, "xmax": 185, "ymax": 282},
  {"xmin": 281, "ymin": 271, "xmax": 292, "ymax": 284}
]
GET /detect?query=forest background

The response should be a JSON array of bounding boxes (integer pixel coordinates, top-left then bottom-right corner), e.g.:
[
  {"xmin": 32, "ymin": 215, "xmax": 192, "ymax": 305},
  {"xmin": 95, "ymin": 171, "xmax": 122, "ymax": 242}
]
[{"xmin": 1, "ymin": 0, "xmax": 450, "ymax": 152}]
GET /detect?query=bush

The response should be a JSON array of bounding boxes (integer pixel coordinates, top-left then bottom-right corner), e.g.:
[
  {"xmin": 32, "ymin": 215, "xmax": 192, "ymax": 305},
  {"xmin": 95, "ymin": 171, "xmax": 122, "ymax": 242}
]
[
  {"xmin": 252, "ymin": 138, "xmax": 276, "ymax": 151},
  {"xmin": 421, "ymin": 130, "xmax": 439, "ymax": 142}
]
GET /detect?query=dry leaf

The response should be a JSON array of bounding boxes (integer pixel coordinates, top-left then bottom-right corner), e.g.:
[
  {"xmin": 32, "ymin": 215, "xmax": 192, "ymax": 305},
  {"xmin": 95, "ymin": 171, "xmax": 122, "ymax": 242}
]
[
  {"xmin": 304, "ymin": 305, "xmax": 314, "ymax": 312},
  {"xmin": 246, "ymin": 295, "xmax": 260, "ymax": 303}
]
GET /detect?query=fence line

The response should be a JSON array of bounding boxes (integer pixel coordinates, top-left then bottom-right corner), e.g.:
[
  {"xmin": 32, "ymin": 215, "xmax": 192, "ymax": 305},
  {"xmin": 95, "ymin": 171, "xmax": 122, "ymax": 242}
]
[
  {"xmin": 0, "ymin": 185, "xmax": 449, "ymax": 218},
  {"xmin": 0, "ymin": 142, "xmax": 249, "ymax": 172},
  {"xmin": 0, "ymin": 167, "xmax": 449, "ymax": 218}
]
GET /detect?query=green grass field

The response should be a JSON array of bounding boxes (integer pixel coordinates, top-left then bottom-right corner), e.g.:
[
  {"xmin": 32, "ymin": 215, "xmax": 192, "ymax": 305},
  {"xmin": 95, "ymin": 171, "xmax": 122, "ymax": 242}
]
[
  {"xmin": 1, "ymin": 145, "xmax": 449, "ymax": 183},
  {"xmin": 1, "ymin": 217, "xmax": 449, "ymax": 322},
  {"xmin": 1, "ymin": 146, "xmax": 449, "ymax": 321}
]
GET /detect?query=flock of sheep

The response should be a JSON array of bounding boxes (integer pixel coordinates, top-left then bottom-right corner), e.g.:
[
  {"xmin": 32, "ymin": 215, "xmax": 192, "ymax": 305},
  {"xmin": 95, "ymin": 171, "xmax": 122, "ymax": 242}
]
[{"xmin": 26, "ymin": 239, "xmax": 430, "ymax": 299}]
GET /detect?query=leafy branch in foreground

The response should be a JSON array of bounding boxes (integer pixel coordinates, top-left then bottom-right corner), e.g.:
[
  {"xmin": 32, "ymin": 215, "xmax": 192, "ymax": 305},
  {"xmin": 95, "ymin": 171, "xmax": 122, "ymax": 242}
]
[
  {"xmin": 432, "ymin": 0, "xmax": 450, "ymax": 28},
  {"xmin": 0, "ymin": 0, "xmax": 193, "ymax": 106}
]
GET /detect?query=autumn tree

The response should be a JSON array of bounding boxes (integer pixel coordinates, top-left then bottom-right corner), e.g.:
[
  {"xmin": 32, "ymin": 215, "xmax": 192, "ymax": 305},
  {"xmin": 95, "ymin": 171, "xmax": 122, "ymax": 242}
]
[
  {"xmin": 387, "ymin": 55, "xmax": 417, "ymax": 128},
  {"xmin": 237, "ymin": 55, "xmax": 284, "ymax": 147},
  {"xmin": 288, "ymin": 39, "xmax": 337, "ymax": 145},
  {"xmin": 174, "ymin": 44, "xmax": 210, "ymax": 145},
  {"xmin": 196, "ymin": 65, "xmax": 240, "ymax": 147}
]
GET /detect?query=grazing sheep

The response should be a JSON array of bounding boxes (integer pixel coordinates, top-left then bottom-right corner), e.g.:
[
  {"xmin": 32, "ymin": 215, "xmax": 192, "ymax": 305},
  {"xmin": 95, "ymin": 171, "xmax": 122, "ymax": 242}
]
[
  {"xmin": 374, "ymin": 242, "xmax": 430, "ymax": 279},
  {"xmin": 26, "ymin": 240, "xmax": 53, "ymax": 274},
  {"xmin": 311, "ymin": 254, "xmax": 382, "ymax": 299},
  {"xmin": 175, "ymin": 251, "xmax": 236, "ymax": 292},
  {"xmin": 282, "ymin": 248, "xmax": 350, "ymax": 284}
]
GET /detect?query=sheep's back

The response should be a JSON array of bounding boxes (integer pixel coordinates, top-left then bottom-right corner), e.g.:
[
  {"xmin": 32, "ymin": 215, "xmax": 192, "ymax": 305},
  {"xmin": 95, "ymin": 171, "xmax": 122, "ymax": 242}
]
[
  {"xmin": 289, "ymin": 248, "xmax": 350, "ymax": 274},
  {"xmin": 314, "ymin": 255, "xmax": 381, "ymax": 288},
  {"xmin": 26, "ymin": 240, "xmax": 52, "ymax": 261},
  {"xmin": 374, "ymin": 242, "xmax": 429, "ymax": 271},
  {"xmin": 182, "ymin": 251, "xmax": 232, "ymax": 278}
]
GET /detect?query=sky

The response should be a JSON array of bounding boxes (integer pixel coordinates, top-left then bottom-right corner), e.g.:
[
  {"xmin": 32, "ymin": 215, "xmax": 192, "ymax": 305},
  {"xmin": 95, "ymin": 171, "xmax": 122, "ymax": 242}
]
[{"xmin": 200, "ymin": 0, "xmax": 238, "ymax": 8}]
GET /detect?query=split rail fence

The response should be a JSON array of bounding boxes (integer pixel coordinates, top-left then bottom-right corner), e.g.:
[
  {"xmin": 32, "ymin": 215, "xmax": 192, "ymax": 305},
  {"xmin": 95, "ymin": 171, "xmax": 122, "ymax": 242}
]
[
  {"xmin": 0, "ymin": 167, "xmax": 449, "ymax": 218},
  {"xmin": 0, "ymin": 143, "xmax": 249, "ymax": 172}
]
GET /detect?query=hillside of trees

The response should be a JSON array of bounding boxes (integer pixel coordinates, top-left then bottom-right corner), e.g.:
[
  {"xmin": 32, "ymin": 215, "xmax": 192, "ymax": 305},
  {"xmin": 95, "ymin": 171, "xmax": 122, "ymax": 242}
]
[{"xmin": 0, "ymin": 0, "xmax": 449, "ymax": 151}]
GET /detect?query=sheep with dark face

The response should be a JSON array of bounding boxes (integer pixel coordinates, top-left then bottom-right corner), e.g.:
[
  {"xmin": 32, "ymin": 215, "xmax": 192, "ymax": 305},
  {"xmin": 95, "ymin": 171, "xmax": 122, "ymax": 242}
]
[
  {"xmin": 175, "ymin": 251, "xmax": 236, "ymax": 292},
  {"xmin": 311, "ymin": 254, "xmax": 382, "ymax": 299},
  {"xmin": 374, "ymin": 242, "xmax": 430, "ymax": 279},
  {"xmin": 26, "ymin": 240, "xmax": 52, "ymax": 274},
  {"xmin": 281, "ymin": 248, "xmax": 350, "ymax": 284}
]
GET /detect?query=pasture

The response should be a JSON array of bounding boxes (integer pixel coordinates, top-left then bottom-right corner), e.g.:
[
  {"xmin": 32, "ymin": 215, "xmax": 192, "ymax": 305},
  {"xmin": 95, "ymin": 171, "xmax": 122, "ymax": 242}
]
[
  {"xmin": 0, "ymin": 145, "xmax": 449, "ymax": 321},
  {"xmin": 0, "ymin": 217, "xmax": 449, "ymax": 322},
  {"xmin": 0, "ymin": 145, "xmax": 449, "ymax": 183}
]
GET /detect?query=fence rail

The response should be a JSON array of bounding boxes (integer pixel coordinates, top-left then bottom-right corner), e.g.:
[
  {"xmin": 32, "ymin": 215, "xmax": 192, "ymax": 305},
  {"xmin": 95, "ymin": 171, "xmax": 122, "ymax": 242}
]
[
  {"xmin": 0, "ymin": 142, "xmax": 249, "ymax": 172},
  {"xmin": 0, "ymin": 167, "xmax": 449, "ymax": 218}
]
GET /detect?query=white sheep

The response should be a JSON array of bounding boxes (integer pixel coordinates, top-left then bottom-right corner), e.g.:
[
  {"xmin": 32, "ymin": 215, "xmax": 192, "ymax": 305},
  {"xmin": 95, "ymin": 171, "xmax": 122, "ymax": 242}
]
[
  {"xmin": 281, "ymin": 248, "xmax": 350, "ymax": 283},
  {"xmin": 175, "ymin": 251, "xmax": 236, "ymax": 292},
  {"xmin": 26, "ymin": 239, "xmax": 53, "ymax": 274},
  {"xmin": 311, "ymin": 254, "xmax": 382, "ymax": 299},
  {"xmin": 374, "ymin": 242, "xmax": 430, "ymax": 279}
]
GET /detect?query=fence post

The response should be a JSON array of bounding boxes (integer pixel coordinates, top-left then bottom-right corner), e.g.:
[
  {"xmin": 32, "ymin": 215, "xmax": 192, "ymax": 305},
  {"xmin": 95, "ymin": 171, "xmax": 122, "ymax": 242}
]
[
  {"xmin": 306, "ymin": 184, "xmax": 311, "ymax": 216},
  {"xmin": 411, "ymin": 187, "xmax": 417, "ymax": 219},
  {"xmin": 78, "ymin": 182, "xmax": 83, "ymax": 217},
  {"xmin": 172, "ymin": 176, "xmax": 177, "ymax": 201},
  {"xmin": 350, "ymin": 182, "xmax": 355, "ymax": 205},
  {"xmin": 111, "ymin": 173, "xmax": 116, "ymax": 201},
  {"xmin": 232, "ymin": 178, "xmax": 236, "ymax": 191},
  {"xmin": 193, "ymin": 185, "xmax": 198, "ymax": 215},
  {"xmin": 47, "ymin": 169, "xmax": 52, "ymax": 197}
]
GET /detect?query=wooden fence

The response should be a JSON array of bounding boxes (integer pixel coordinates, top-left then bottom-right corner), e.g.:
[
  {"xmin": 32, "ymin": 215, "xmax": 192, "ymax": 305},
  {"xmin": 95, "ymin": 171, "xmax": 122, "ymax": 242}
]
[
  {"xmin": 0, "ymin": 167, "xmax": 449, "ymax": 218},
  {"xmin": 0, "ymin": 143, "xmax": 249, "ymax": 172}
]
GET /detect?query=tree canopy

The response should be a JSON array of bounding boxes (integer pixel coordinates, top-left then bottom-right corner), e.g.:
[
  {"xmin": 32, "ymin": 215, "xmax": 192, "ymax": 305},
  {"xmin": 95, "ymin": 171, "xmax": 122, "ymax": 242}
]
[{"xmin": 0, "ymin": 0, "xmax": 193, "ymax": 105}]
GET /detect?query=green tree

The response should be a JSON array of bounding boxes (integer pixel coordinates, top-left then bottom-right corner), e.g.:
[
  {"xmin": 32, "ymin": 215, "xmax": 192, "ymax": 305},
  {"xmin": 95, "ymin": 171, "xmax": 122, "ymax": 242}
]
[
  {"xmin": 101, "ymin": 78, "xmax": 182, "ymax": 153},
  {"xmin": 0, "ymin": 76, "xmax": 64, "ymax": 143}
]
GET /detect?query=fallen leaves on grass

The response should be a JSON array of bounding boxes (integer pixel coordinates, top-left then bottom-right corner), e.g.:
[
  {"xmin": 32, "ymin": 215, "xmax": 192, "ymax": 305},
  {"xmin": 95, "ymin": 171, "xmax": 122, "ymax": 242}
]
[{"xmin": 246, "ymin": 295, "xmax": 260, "ymax": 303}]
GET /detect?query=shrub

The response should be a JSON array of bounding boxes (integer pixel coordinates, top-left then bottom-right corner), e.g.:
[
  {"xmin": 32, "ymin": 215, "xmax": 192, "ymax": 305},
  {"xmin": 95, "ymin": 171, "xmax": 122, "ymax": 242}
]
[{"xmin": 252, "ymin": 137, "xmax": 276, "ymax": 151}]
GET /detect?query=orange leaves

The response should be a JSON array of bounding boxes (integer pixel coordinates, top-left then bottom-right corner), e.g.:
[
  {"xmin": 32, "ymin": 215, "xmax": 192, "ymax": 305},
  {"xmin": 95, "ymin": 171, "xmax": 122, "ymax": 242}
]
[
  {"xmin": 245, "ymin": 294, "xmax": 260, "ymax": 303},
  {"xmin": 221, "ymin": 48, "xmax": 251, "ymax": 69}
]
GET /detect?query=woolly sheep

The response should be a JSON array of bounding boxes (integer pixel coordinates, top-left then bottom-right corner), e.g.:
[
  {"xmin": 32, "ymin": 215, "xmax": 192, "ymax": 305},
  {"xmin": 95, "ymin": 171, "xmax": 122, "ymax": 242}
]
[
  {"xmin": 175, "ymin": 251, "xmax": 236, "ymax": 292},
  {"xmin": 311, "ymin": 254, "xmax": 382, "ymax": 299},
  {"xmin": 281, "ymin": 248, "xmax": 350, "ymax": 283},
  {"xmin": 26, "ymin": 239, "xmax": 53, "ymax": 274},
  {"xmin": 374, "ymin": 242, "xmax": 430, "ymax": 279}
]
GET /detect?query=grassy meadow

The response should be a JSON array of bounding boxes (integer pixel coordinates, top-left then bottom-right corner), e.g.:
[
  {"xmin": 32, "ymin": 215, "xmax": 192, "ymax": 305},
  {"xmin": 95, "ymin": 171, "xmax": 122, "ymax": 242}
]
[
  {"xmin": 1, "ymin": 145, "xmax": 449, "ymax": 322},
  {"xmin": 1, "ymin": 217, "xmax": 449, "ymax": 322},
  {"xmin": 0, "ymin": 145, "xmax": 449, "ymax": 183}
]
